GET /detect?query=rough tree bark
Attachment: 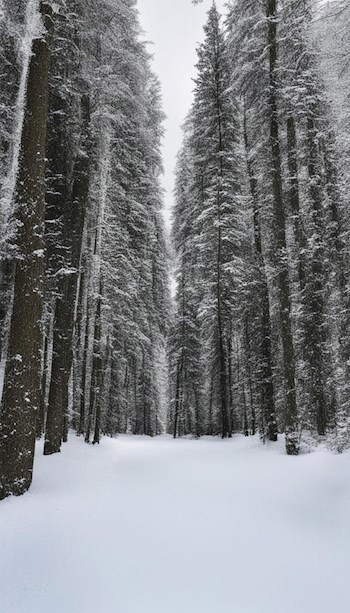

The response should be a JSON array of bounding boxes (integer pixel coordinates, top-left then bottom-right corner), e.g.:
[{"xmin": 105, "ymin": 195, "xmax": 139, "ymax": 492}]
[{"xmin": 0, "ymin": 2, "xmax": 53, "ymax": 499}]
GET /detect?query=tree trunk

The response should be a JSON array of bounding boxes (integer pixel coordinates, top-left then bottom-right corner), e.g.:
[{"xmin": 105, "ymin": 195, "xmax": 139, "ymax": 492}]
[
  {"xmin": 44, "ymin": 95, "xmax": 91, "ymax": 455},
  {"xmin": 244, "ymin": 317, "xmax": 256, "ymax": 436},
  {"xmin": 0, "ymin": 2, "xmax": 53, "ymax": 499},
  {"xmin": 227, "ymin": 335, "xmax": 234, "ymax": 433},
  {"xmin": 305, "ymin": 113, "xmax": 327, "ymax": 436},
  {"xmin": 78, "ymin": 303, "xmax": 89, "ymax": 436},
  {"xmin": 91, "ymin": 287, "xmax": 103, "ymax": 445},
  {"xmin": 37, "ymin": 331, "xmax": 49, "ymax": 438},
  {"xmin": 286, "ymin": 116, "xmax": 306, "ymax": 290},
  {"xmin": 243, "ymin": 105, "xmax": 277, "ymax": 442},
  {"xmin": 44, "ymin": 279, "xmax": 74, "ymax": 453},
  {"xmin": 208, "ymin": 374, "xmax": 214, "ymax": 436},
  {"xmin": 173, "ymin": 357, "xmax": 183, "ymax": 439},
  {"xmin": 267, "ymin": 0, "xmax": 298, "ymax": 454}
]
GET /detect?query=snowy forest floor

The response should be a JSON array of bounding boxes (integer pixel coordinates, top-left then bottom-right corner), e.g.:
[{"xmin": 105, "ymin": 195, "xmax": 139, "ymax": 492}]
[{"xmin": 0, "ymin": 435, "xmax": 350, "ymax": 613}]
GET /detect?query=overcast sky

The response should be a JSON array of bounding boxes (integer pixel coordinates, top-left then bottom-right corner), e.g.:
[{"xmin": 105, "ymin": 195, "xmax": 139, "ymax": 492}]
[{"xmin": 138, "ymin": 0, "xmax": 226, "ymax": 227}]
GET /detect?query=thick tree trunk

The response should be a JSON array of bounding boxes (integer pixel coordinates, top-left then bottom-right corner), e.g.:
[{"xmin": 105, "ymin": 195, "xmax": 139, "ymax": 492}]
[
  {"xmin": 267, "ymin": 0, "xmax": 298, "ymax": 455},
  {"xmin": 0, "ymin": 2, "xmax": 53, "ymax": 499}
]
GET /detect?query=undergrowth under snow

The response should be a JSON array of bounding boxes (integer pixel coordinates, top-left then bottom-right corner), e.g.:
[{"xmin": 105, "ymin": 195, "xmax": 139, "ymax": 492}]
[{"xmin": 0, "ymin": 434, "xmax": 349, "ymax": 613}]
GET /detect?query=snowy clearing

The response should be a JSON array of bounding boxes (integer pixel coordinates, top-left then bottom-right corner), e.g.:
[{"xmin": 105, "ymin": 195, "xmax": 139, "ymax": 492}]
[{"xmin": 0, "ymin": 435, "xmax": 349, "ymax": 613}]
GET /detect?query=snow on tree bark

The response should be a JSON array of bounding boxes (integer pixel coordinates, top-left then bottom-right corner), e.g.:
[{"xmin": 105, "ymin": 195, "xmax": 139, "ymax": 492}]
[{"xmin": 0, "ymin": 1, "xmax": 53, "ymax": 499}]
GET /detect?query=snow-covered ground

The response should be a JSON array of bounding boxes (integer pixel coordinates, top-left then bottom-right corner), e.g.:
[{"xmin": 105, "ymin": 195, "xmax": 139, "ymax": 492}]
[{"xmin": 0, "ymin": 435, "xmax": 349, "ymax": 613}]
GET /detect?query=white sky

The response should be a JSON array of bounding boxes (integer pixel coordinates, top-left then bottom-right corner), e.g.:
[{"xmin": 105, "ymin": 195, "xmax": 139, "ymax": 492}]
[{"xmin": 138, "ymin": 0, "xmax": 226, "ymax": 228}]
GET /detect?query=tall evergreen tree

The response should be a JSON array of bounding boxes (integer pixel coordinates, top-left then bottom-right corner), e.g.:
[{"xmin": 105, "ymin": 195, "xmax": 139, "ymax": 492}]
[{"xmin": 171, "ymin": 4, "xmax": 245, "ymax": 438}]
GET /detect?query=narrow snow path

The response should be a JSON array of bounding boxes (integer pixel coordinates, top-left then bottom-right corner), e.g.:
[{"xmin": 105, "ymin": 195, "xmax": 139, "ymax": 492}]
[{"xmin": 0, "ymin": 435, "xmax": 349, "ymax": 613}]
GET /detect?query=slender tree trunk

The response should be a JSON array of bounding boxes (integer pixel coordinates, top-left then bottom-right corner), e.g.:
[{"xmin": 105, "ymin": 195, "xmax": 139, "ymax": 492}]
[
  {"xmin": 236, "ymin": 339, "xmax": 249, "ymax": 436},
  {"xmin": 193, "ymin": 385, "xmax": 200, "ymax": 438},
  {"xmin": 286, "ymin": 116, "xmax": 306, "ymax": 290},
  {"xmin": 0, "ymin": 2, "xmax": 53, "ymax": 499},
  {"xmin": 173, "ymin": 357, "xmax": 183, "ymax": 439},
  {"xmin": 44, "ymin": 281, "xmax": 74, "ymax": 453},
  {"xmin": 243, "ymin": 105, "xmax": 277, "ymax": 442},
  {"xmin": 133, "ymin": 357, "xmax": 139, "ymax": 434},
  {"xmin": 245, "ymin": 317, "xmax": 256, "ymax": 436},
  {"xmin": 267, "ymin": 0, "xmax": 298, "ymax": 454},
  {"xmin": 37, "ymin": 332, "xmax": 49, "ymax": 438},
  {"xmin": 243, "ymin": 390, "xmax": 249, "ymax": 437},
  {"xmin": 84, "ymin": 286, "xmax": 99, "ymax": 443},
  {"xmin": 78, "ymin": 304, "xmax": 89, "ymax": 436},
  {"xmin": 91, "ymin": 286, "xmax": 103, "ymax": 445},
  {"xmin": 227, "ymin": 335, "xmax": 234, "ymax": 433},
  {"xmin": 306, "ymin": 113, "xmax": 327, "ymax": 436},
  {"xmin": 216, "ymin": 161, "xmax": 230, "ymax": 438},
  {"xmin": 245, "ymin": 318, "xmax": 256, "ymax": 436},
  {"xmin": 208, "ymin": 374, "xmax": 214, "ymax": 436},
  {"xmin": 44, "ymin": 95, "xmax": 91, "ymax": 455},
  {"xmin": 213, "ymin": 44, "xmax": 232, "ymax": 440},
  {"xmin": 124, "ymin": 362, "xmax": 129, "ymax": 434},
  {"xmin": 217, "ymin": 274, "xmax": 230, "ymax": 438}
]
